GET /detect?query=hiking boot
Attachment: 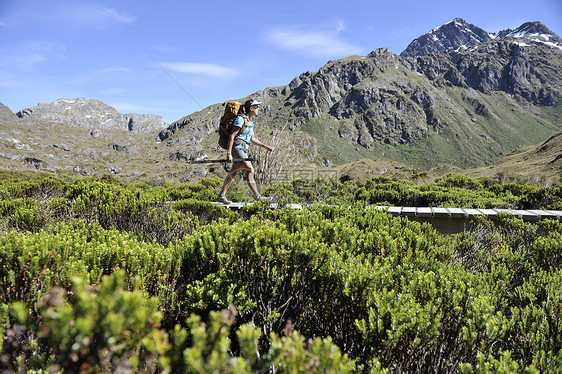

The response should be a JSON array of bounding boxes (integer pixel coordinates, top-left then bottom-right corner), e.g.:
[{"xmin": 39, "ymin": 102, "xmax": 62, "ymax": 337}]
[
  {"xmin": 217, "ymin": 194, "xmax": 231, "ymax": 204},
  {"xmin": 255, "ymin": 195, "xmax": 268, "ymax": 202}
]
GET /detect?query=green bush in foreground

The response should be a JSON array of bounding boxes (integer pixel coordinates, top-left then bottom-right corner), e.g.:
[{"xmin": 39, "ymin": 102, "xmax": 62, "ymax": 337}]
[{"xmin": 2, "ymin": 271, "xmax": 355, "ymax": 373}]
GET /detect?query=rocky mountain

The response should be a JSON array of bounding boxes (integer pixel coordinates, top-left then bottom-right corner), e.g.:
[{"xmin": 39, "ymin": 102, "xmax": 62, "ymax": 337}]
[
  {"xmin": 400, "ymin": 19, "xmax": 562, "ymax": 57},
  {"xmin": 401, "ymin": 18, "xmax": 494, "ymax": 57},
  {"xmin": 496, "ymin": 21, "xmax": 562, "ymax": 48},
  {"xmin": 0, "ymin": 100, "xmax": 178, "ymax": 181},
  {"xmin": 16, "ymin": 98, "xmax": 168, "ymax": 134},
  {"xmin": 1, "ymin": 19, "xmax": 561, "ymax": 185},
  {"xmin": 159, "ymin": 19, "xmax": 561, "ymax": 172}
]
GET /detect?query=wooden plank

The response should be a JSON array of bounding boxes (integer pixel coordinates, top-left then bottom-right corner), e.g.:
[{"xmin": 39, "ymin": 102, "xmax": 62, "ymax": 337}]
[
  {"xmin": 417, "ymin": 207, "xmax": 433, "ymax": 217},
  {"xmin": 517, "ymin": 210, "xmax": 540, "ymax": 221},
  {"xmin": 432, "ymin": 207, "xmax": 450, "ymax": 218},
  {"xmin": 387, "ymin": 206, "xmax": 402, "ymax": 216},
  {"xmin": 464, "ymin": 208, "xmax": 484, "ymax": 217},
  {"xmin": 402, "ymin": 207, "xmax": 417, "ymax": 217},
  {"xmin": 448, "ymin": 208, "xmax": 467, "ymax": 218},
  {"xmin": 545, "ymin": 210, "xmax": 562, "ymax": 220},
  {"xmin": 479, "ymin": 209, "xmax": 499, "ymax": 219},
  {"xmin": 527, "ymin": 210, "xmax": 558, "ymax": 219}
]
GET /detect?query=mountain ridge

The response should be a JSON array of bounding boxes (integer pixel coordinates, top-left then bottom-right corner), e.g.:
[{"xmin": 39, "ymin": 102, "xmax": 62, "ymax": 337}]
[
  {"xmin": 400, "ymin": 19, "xmax": 562, "ymax": 57},
  {"xmin": 16, "ymin": 98, "xmax": 168, "ymax": 134},
  {"xmin": 1, "ymin": 19, "xmax": 561, "ymax": 185}
]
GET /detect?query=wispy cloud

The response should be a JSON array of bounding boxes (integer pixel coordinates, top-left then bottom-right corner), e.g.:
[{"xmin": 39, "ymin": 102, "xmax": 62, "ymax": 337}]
[
  {"xmin": 336, "ymin": 20, "xmax": 345, "ymax": 34},
  {"xmin": 97, "ymin": 7, "xmax": 136, "ymax": 24},
  {"xmin": 161, "ymin": 62, "xmax": 241, "ymax": 78},
  {"xmin": 265, "ymin": 28, "xmax": 365, "ymax": 58},
  {"xmin": 58, "ymin": 2, "xmax": 136, "ymax": 29},
  {"xmin": 99, "ymin": 67, "xmax": 133, "ymax": 74}
]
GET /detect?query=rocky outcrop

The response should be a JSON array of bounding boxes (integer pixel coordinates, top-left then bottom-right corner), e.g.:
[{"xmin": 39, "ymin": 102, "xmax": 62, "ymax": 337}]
[
  {"xmin": 284, "ymin": 48, "xmax": 432, "ymax": 146},
  {"xmin": 0, "ymin": 103, "xmax": 17, "ymax": 122},
  {"xmin": 410, "ymin": 40, "xmax": 562, "ymax": 105},
  {"xmin": 125, "ymin": 113, "xmax": 169, "ymax": 133},
  {"xmin": 16, "ymin": 98, "xmax": 168, "ymax": 134}
]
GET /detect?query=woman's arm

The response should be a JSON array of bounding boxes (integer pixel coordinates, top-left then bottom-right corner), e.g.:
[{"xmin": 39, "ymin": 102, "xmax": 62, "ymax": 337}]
[
  {"xmin": 251, "ymin": 134, "xmax": 273, "ymax": 152},
  {"xmin": 226, "ymin": 129, "xmax": 238, "ymax": 162}
]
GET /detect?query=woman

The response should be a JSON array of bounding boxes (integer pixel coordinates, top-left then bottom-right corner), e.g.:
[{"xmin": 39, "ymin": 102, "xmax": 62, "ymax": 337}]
[{"xmin": 217, "ymin": 99, "xmax": 273, "ymax": 204}]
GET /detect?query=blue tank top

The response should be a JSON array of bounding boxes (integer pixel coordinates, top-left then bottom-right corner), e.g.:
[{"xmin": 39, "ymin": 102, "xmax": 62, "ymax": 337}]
[{"xmin": 233, "ymin": 115, "xmax": 254, "ymax": 149}]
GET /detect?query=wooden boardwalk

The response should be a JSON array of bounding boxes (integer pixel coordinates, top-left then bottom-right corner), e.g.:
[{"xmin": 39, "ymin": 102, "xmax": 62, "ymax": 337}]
[
  {"xmin": 373, "ymin": 206, "xmax": 562, "ymax": 233},
  {"xmin": 212, "ymin": 202, "xmax": 562, "ymax": 234}
]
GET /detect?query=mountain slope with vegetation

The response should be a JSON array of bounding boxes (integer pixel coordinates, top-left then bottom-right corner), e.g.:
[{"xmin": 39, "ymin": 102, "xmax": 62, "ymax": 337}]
[{"xmin": 462, "ymin": 130, "xmax": 562, "ymax": 183}]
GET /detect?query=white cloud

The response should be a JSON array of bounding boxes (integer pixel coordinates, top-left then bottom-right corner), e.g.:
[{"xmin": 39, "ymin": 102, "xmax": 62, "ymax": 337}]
[
  {"xmin": 97, "ymin": 7, "xmax": 136, "ymax": 24},
  {"xmin": 58, "ymin": 3, "xmax": 136, "ymax": 29},
  {"xmin": 161, "ymin": 62, "xmax": 241, "ymax": 78},
  {"xmin": 266, "ymin": 29, "xmax": 365, "ymax": 58},
  {"xmin": 99, "ymin": 67, "xmax": 133, "ymax": 74},
  {"xmin": 336, "ymin": 20, "xmax": 345, "ymax": 34}
]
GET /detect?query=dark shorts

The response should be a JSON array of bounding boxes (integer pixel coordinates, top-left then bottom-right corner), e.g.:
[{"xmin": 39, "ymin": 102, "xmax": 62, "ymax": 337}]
[{"xmin": 232, "ymin": 146, "xmax": 249, "ymax": 163}]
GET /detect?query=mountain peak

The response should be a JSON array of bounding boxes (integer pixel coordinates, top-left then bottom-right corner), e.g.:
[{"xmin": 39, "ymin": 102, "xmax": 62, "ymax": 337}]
[
  {"xmin": 495, "ymin": 21, "xmax": 562, "ymax": 50},
  {"xmin": 497, "ymin": 21, "xmax": 551, "ymax": 37},
  {"xmin": 401, "ymin": 18, "xmax": 493, "ymax": 58},
  {"xmin": 401, "ymin": 19, "xmax": 562, "ymax": 58}
]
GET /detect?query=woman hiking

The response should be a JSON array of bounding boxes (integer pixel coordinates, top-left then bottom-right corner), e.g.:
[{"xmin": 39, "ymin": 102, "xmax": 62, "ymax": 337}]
[{"xmin": 217, "ymin": 99, "xmax": 273, "ymax": 204}]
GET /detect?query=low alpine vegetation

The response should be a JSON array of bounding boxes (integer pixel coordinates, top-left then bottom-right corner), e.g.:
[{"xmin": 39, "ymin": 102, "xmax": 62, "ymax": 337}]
[{"xmin": 0, "ymin": 174, "xmax": 561, "ymax": 372}]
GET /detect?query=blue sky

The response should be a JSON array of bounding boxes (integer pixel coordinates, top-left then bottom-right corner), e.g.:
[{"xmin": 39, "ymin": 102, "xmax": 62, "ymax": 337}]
[{"xmin": 1, "ymin": 0, "xmax": 561, "ymax": 123}]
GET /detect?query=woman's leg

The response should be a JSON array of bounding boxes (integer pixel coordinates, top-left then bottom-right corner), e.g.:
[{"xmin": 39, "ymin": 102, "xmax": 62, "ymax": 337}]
[
  {"xmin": 243, "ymin": 162, "xmax": 260, "ymax": 198},
  {"xmin": 220, "ymin": 163, "xmax": 243, "ymax": 195}
]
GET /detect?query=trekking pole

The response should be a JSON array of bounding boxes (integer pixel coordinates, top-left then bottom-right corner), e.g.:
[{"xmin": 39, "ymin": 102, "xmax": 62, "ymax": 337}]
[{"xmin": 188, "ymin": 158, "xmax": 258, "ymax": 164}]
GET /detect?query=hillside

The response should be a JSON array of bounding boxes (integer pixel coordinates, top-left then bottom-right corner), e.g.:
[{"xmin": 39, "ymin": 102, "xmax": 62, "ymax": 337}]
[
  {"xmin": 462, "ymin": 130, "xmax": 562, "ymax": 183},
  {"xmin": 323, "ymin": 130, "xmax": 562, "ymax": 185}
]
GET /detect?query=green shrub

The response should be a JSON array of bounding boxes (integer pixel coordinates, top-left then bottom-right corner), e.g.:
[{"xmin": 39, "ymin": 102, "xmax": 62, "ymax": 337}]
[{"xmin": 4, "ymin": 270, "xmax": 169, "ymax": 373}]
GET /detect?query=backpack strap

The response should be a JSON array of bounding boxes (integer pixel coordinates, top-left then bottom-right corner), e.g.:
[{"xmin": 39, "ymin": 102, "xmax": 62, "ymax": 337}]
[
  {"xmin": 233, "ymin": 114, "xmax": 250, "ymax": 148},
  {"xmin": 238, "ymin": 114, "xmax": 248, "ymax": 133}
]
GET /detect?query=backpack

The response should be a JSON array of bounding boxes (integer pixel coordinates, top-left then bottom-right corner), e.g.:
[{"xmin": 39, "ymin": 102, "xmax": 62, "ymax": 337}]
[{"xmin": 218, "ymin": 100, "xmax": 247, "ymax": 149}]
